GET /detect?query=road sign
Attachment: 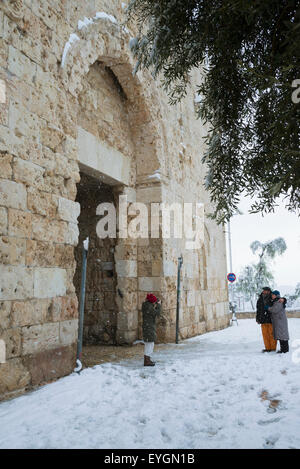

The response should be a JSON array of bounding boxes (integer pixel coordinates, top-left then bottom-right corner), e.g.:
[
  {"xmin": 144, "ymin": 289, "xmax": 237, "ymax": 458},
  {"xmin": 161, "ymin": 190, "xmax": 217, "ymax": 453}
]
[{"xmin": 227, "ymin": 273, "xmax": 236, "ymax": 283}]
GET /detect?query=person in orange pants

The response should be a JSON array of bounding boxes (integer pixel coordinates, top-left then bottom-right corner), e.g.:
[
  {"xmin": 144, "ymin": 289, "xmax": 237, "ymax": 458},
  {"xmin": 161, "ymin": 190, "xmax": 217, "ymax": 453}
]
[{"xmin": 256, "ymin": 287, "xmax": 277, "ymax": 352}]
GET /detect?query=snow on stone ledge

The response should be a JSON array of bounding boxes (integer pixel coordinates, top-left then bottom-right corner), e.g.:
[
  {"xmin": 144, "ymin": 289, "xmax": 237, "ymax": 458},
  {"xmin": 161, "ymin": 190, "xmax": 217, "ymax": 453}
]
[
  {"xmin": 61, "ymin": 33, "xmax": 80, "ymax": 68},
  {"xmin": 61, "ymin": 12, "xmax": 118, "ymax": 68}
]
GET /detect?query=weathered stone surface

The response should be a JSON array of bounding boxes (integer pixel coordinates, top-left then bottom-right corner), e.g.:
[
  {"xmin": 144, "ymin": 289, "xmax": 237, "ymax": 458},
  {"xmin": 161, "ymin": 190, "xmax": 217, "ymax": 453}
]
[
  {"xmin": 22, "ymin": 322, "xmax": 60, "ymax": 355},
  {"xmin": 0, "ymin": 266, "xmax": 33, "ymax": 300},
  {"xmin": 0, "ymin": 301, "xmax": 11, "ymax": 332},
  {"xmin": 27, "ymin": 188, "xmax": 57, "ymax": 217},
  {"xmin": 0, "ymin": 152, "xmax": 12, "ymax": 178},
  {"xmin": 57, "ymin": 196, "xmax": 80, "ymax": 223},
  {"xmin": 26, "ymin": 239, "xmax": 55, "ymax": 267},
  {"xmin": 0, "ymin": 358, "xmax": 31, "ymax": 397},
  {"xmin": 0, "ymin": 180, "xmax": 27, "ymax": 210},
  {"xmin": 11, "ymin": 299, "xmax": 51, "ymax": 327},
  {"xmin": 0, "ymin": 327, "xmax": 22, "ymax": 359},
  {"xmin": 8, "ymin": 45, "xmax": 36, "ymax": 83},
  {"xmin": 59, "ymin": 319, "xmax": 78, "ymax": 346},
  {"xmin": 9, "ymin": 101, "xmax": 40, "ymax": 140},
  {"xmin": 0, "ymin": 207, "xmax": 7, "ymax": 235},
  {"xmin": 22, "ymin": 344, "xmax": 75, "ymax": 387},
  {"xmin": 33, "ymin": 268, "xmax": 67, "ymax": 299},
  {"xmin": 0, "ymin": 235, "xmax": 26, "ymax": 265},
  {"xmin": 8, "ymin": 208, "xmax": 32, "ymax": 237}
]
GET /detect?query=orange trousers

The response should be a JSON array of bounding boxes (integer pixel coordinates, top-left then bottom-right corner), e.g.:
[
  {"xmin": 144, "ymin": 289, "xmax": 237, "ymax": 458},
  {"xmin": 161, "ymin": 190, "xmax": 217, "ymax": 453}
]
[{"xmin": 261, "ymin": 324, "xmax": 277, "ymax": 351}]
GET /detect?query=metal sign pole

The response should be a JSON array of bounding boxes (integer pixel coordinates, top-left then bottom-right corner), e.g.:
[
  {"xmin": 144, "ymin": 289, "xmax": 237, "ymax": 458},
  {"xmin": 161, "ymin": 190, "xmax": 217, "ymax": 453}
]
[
  {"xmin": 75, "ymin": 237, "xmax": 89, "ymax": 373},
  {"xmin": 176, "ymin": 255, "xmax": 183, "ymax": 344}
]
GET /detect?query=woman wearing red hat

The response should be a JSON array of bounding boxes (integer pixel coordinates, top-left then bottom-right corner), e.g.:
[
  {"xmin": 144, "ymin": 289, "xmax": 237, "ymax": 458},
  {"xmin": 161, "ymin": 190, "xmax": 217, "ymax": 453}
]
[{"xmin": 142, "ymin": 293, "xmax": 162, "ymax": 366}]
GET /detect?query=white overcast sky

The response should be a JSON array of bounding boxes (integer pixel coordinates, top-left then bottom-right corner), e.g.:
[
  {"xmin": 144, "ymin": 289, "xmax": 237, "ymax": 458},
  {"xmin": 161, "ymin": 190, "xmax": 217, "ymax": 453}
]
[{"xmin": 227, "ymin": 196, "xmax": 300, "ymax": 290}]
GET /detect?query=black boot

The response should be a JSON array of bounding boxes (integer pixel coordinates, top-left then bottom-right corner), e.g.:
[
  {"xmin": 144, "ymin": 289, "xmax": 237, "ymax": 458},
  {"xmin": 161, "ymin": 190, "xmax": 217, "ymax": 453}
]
[
  {"xmin": 278, "ymin": 340, "xmax": 289, "ymax": 353},
  {"xmin": 144, "ymin": 355, "xmax": 155, "ymax": 366}
]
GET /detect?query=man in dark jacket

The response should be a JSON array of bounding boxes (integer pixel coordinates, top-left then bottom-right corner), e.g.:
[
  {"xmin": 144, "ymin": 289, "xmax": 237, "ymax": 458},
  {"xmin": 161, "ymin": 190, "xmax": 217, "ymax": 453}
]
[
  {"xmin": 256, "ymin": 287, "xmax": 276, "ymax": 352},
  {"xmin": 142, "ymin": 293, "xmax": 162, "ymax": 366}
]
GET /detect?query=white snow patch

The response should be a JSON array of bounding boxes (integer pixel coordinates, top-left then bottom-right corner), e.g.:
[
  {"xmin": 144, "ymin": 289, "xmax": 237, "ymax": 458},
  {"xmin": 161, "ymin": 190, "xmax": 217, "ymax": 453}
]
[
  {"xmin": 194, "ymin": 93, "xmax": 202, "ymax": 104},
  {"xmin": 61, "ymin": 12, "xmax": 119, "ymax": 68},
  {"xmin": 94, "ymin": 12, "xmax": 118, "ymax": 24},
  {"xmin": 61, "ymin": 33, "xmax": 80, "ymax": 68},
  {"xmin": 78, "ymin": 17, "xmax": 94, "ymax": 30},
  {"xmin": 148, "ymin": 170, "xmax": 161, "ymax": 180},
  {"xmin": 1, "ymin": 319, "xmax": 300, "ymax": 449}
]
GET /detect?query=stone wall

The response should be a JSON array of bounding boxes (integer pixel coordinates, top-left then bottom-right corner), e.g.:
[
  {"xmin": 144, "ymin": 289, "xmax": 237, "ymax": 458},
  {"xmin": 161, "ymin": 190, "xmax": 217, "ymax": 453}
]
[
  {"xmin": 0, "ymin": 0, "xmax": 229, "ymax": 400},
  {"xmin": 236, "ymin": 310, "xmax": 300, "ymax": 319}
]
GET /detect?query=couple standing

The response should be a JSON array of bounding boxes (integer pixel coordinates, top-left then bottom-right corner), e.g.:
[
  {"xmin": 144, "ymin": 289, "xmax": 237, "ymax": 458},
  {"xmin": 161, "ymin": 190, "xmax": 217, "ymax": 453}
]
[{"xmin": 256, "ymin": 287, "xmax": 289, "ymax": 353}]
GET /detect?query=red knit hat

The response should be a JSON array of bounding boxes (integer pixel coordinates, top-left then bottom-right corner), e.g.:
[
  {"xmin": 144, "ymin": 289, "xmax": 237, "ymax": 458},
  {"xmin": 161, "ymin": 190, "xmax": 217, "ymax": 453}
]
[{"xmin": 146, "ymin": 293, "xmax": 157, "ymax": 303}]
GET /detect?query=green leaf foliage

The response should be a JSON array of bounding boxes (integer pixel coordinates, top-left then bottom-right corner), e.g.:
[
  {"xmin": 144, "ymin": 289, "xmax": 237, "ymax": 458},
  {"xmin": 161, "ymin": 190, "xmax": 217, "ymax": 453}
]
[{"xmin": 127, "ymin": 0, "xmax": 300, "ymax": 223}]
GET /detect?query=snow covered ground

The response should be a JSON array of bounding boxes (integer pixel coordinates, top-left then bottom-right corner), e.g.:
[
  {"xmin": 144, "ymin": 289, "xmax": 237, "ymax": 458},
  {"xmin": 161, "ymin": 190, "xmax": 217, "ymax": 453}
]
[{"xmin": 0, "ymin": 319, "xmax": 300, "ymax": 449}]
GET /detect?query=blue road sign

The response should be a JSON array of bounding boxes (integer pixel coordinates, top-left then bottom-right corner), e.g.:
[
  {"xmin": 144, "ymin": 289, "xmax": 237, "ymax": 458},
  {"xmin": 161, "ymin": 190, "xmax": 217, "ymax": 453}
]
[{"xmin": 227, "ymin": 273, "xmax": 236, "ymax": 283}]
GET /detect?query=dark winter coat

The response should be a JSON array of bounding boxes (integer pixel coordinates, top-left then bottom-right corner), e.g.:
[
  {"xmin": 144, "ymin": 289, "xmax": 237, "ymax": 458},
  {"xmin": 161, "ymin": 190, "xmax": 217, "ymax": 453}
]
[
  {"xmin": 268, "ymin": 298, "xmax": 289, "ymax": 341},
  {"xmin": 256, "ymin": 293, "xmax": 273, "ymax": 324},
  {"xmin": 142, "ymin": 300, "xmax": 161, "ymax": 343}
]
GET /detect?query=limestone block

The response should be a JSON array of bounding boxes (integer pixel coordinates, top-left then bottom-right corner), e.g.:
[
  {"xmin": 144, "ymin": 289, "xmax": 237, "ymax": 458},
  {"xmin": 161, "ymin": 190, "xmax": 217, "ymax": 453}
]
[
  {"xmin": 115, "ymin": 260, "xmax": 137, "ymax": 278},
  {"xmin": 163, "ymin": 260, "xmax": 177, "ymax": 277},
  {"xmin": 27, "ymin": 188, "xmax": 58, "ymax": 218},
  {"xmin": 1, "ymin": 328, "xmax": 22, "ymax": 359},
  {"xmin": 25, "ymin": 239, "xmax": 56, "ymax": 267},
  {"xmin": 0, "ymin": 358, "xmax": 31, "ymax": 396},
  {"xmin": 22, "ymin": 344, "xmax": 75, "ymax": 388},
  {"xmin": 0, "ymin": 266, "xmax": 33, "ymax": 300},
  {"xmin": 8, "ymin": 45, "xmax": 36, "ymax": 83},
  {"xmin": 41, "ymin": 123, "xmax": 65, "ymax": 151},
  {"xmin": 0, "ymin": 207, "xmax": 7, "ymax": 235},
  {"xmin": 60, "ymin": 295, "xmax": 78, "ymax": 321},
  {"xmin": 0, "ymin": 236, "xmax": 26, "ymax": 265},
  {"xmin": 8, "ymin": 208, "xmax": 32, "ymax": 238},
  {"xmin": 187, "ymin": 290, "xmax": 196, "ymax": 307},
  {"xmin": 58, "ymin": 197, "xmax": 80, "ymax": 223},
  {"xmin": 13, "ymin": 157, "xmax": 45, "ymax": 188},
  {"xmin": 9, "ymin": 101, "xmax": 40, "ymax": 140},
  {"xmin": 11, "ymin": 299, "xmax": 50, "ymax": 327},
  {"xmin": 33, "ymin": 268, "xmax": 67, "ymax": 299},
  {"xmin": 77, "ymin": 127, "xmax": 131, "ymax": 185},
  {"xmin": 64, "ymin": 222, "xmax": 79, "ymax": 246},
  {"xmin": 59, "ymin": 319, "xmax": 78, "ymax": 347},
  {"xmin": 0, "ymin": 180, "xmax": 27, "ymax": 210},
  {"xmin": 136, "ymin": 186, "xmax": 162, "ymax": 203},
  {"xmin": 118, "ymin": 311, "xmax": 138, "ymax": 331},
  {"xmin": 138, "ymin": 276, "xmax": 162, "ymax": 292},
  {"xmin": 32, "ymin": 215, "xmax": 67, "ymax": 243},
  {"xmin": 0, "ymin": 301, "xmax": 11, "ymax": 332},
  {"xmin": 63, "ymin": 135, "xmax": 78, "ymax": 161},
  {"xmin": 0, "ymin": 152, "xmax": 12, "ymax": 178},
  {"xmin": 22, "ymin": 322, "xmax": 60, "ymax": 355},
  {"xmin": 54, "ymin": 244, "xmax": 75, "ymax": 269}
]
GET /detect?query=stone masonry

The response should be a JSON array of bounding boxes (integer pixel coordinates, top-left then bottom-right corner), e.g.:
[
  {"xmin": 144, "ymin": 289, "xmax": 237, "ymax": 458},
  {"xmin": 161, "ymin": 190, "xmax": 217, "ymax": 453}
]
[{"xmin": 0, "ymin": 0, "xmax": 229, "ymax": 400}]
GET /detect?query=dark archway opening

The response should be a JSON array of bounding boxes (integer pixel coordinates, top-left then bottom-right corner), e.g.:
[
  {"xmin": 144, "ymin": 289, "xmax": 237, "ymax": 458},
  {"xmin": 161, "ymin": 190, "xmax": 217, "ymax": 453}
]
[{"xmin": 74, "ymin": 171, "xmax": 118, "ymax": 345}]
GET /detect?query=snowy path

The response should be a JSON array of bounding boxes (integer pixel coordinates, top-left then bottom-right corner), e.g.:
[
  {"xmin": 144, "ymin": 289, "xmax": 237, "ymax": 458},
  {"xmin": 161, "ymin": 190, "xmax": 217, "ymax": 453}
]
[{"xmin": 0, "ymin": 319, "xmax": 300, "ymax": 449}]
